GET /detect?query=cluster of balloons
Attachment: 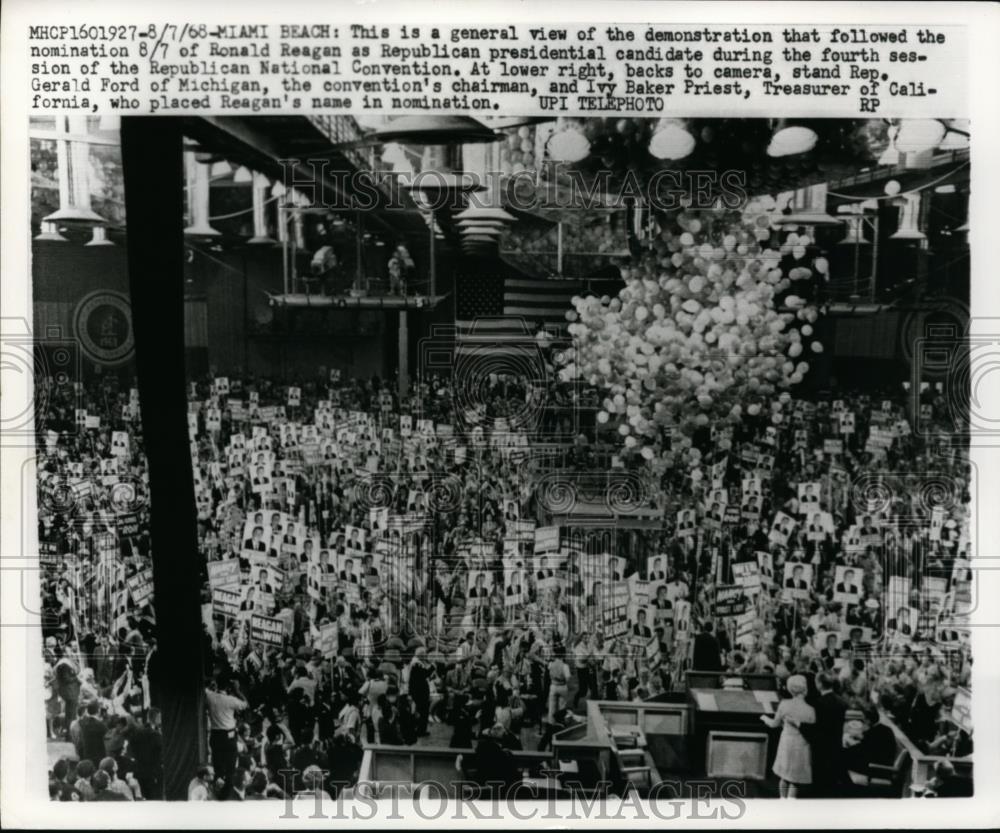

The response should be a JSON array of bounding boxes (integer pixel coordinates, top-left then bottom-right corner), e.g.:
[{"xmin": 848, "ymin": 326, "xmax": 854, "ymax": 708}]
[
  {"xmin": 555, "ymin": 203, "xmax": 823, "ymax": 472},
  {"xmin": 506, "ymin": 212, "xmax": 625, "ymax": 256},
  {"xmin": 500, "ymin": 125, "xmax": 538, "ymax": 175}
]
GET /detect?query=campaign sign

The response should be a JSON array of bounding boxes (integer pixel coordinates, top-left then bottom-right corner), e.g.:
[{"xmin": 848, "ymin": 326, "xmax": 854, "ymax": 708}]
[{"xmin": 251, "ymin": 613, "xmax": 285, "ymax": 646}]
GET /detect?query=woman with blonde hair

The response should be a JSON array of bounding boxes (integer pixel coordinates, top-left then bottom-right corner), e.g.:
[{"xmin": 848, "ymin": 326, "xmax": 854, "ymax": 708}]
[{"xmin": 761, "ymin": 674, "xmax": 816, "ymax": 798}]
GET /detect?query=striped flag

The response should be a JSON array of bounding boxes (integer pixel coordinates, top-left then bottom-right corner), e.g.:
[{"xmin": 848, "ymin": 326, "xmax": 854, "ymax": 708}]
[{"xmin": 455, "ymin": 276, "xmax": 589, "ymax": 356}]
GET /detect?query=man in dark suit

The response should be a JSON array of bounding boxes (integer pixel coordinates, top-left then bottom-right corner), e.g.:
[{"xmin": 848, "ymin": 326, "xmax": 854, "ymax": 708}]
[
  {"xmin": 836, "ymin": 569, "xmax": 860, "ymax": 596},
  {"xmin": 244, "ymin": 526, "xmax": 266, "ymax": 552},
  {"xmin": 631, "ymin": 609, "xmax": 652, "ymax": 639},
  {"xmin": 464, "ymin": 724, "xmax": 518, "ymax": 793},
  {"xmin": 220, "ymin": 766, "xmax": 250, "ymax": 801},
  {"xmin": 78, "ymin": 701, "xmax": 107, "ymax": 765},
  {"xmin": 805, "ymin": 672, "xmax": 848, "ymax": 797},
  {"xmin": 652, "ymin": 585, "xmax": 673, "ymax": 614},
  {"xmin": 254, "ymin": 569, "xmax": 273, "ymax": 594},
  {"xmin": 819, "ymin": 633, "xmax": 840, "ymax": 670},
  {"xmin": 692, "ymin": 620, "xmax": 723, "ymax": 672},
  {"xmin": 844, "ymin": 703, "xmax": 897, "ymax": 782},
  {"xmin": 468, "ymin": 573, "xmax": 488, "ymax": 600},
  {"xmin": 408, "ymin": 648, "xmax": 432, "ymax": 737},
  {"xmin": 339, "ymin": 558, "xmax": 359, "ymax": 584},
  {"xmin": 128, "ymin": 708, "xmax": 163, "ymax": 800},
  {"xmin": 785, "ymin": 564, "xmax": 808, "ymax": 590}
]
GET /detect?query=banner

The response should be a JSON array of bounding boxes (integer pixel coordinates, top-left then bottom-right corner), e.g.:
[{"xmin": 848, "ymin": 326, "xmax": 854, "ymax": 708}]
[
  {"xmin": 250, "ymin": 613, "xmax": 285, "ymax": 646},
  {"xmin": 713, "ymin": 584, "xmax": 749, "ymax": 617},
  {"xmin": 212, "ymin": 586, "xmax": 241, "ymax": 619},
  {"xmin": 316, "ymin": 622, "xmax": 339, "ymax": 658},
  {"xmin": 534, "ymin": 526, "xmax": 560, "ymax": 553},
  {"xmin": 207, "ymin": 558, "xmax": 242, "ymax": 590},
  {"xmin": 126, "ymin": 568, "xmax": 154, "ymax": 607}
]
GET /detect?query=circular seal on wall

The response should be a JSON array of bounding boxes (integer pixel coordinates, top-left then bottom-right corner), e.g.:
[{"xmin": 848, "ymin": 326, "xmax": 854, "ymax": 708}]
[{"xmin": 73, "ymin": 290, "xmax": 135, "ymax": 366}]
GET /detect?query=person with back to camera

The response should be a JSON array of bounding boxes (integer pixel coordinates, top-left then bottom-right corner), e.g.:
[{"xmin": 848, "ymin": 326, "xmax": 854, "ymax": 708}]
[{"xmin": 761, "ymin": 674, "xmax": 816, "ymax": 798}]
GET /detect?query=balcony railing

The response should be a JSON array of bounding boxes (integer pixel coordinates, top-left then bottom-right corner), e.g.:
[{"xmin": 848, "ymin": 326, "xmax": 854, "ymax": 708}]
[{"xmin": 307, "ymin": 115, "xmax": 370, "ymax": 172}]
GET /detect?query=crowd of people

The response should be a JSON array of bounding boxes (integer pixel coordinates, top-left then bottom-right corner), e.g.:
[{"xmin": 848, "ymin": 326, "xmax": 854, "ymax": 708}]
[{"xmin": 39, "ymin": 362, "xmax": 973, "ymax": 801}]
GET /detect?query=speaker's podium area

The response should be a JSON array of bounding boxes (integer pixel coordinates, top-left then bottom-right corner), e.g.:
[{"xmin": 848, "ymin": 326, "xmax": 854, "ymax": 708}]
[
  {"xmin": 349, "ymin": 671, "xmax": 972, "ymax": 801},
  {"xmin": 351, "ymin": 691, "xmax": 778, "ymax": 800}
]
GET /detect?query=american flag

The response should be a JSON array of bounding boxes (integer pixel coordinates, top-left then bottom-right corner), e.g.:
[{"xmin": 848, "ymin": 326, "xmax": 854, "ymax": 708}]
[{"xmin": 454, "ymin": 275, "xmax": 590, "ymax": 356}]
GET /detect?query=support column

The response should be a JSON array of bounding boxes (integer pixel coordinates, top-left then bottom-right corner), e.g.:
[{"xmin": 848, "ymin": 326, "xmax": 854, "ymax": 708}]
[
  {"xmin": 398, "ymin": 310, "xmax": 409, "ymax": 400},
  {"xmin": 121, "ymin": 117, "xmax": 205, "ymax": 800}
]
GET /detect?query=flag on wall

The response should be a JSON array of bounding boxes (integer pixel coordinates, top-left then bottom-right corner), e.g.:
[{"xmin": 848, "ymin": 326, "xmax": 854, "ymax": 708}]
[{"xmin": 455, "ymin": 276, "xmax": 600, "ymax": 356}]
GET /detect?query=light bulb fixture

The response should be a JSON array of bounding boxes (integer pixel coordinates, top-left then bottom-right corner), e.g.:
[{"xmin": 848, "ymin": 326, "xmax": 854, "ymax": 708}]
[
  {"xmin": 46, "ymin": 125, "xmax": 108, "ymax": 226},
  {"xmin": 889, "ymin": 193, "xmax": 926, "ymax": 240},
  {"xmin": 233, "ymin": 166, "xmax": 254, "ymax": 184},
  {"xmin": 546, "ymin": 125, "xmax": 590, "ymax": 163},
  {"xmin": 33, "ymin": 221, "xmax": 69, "ymax": 242},
  {"xmin": 403, "ymin": 171, "xmax": 486, "ymax": 194},
  {"xmin": 184, "ymin": 152, "xmax": 222, "ymax": 237},
  {"xmin": 373, "ymin": 115, "xmax": 498, "ymax": 145},
  {"xmin": 772, "ymin": 184, "xmax": 842, "ymax": 228},
  {"xmin": 453, "ymin": 206, "xmax": 515, "ymax": 223},
  {"xmin": 648, "ymin": 119, "xmax": 696, "ymax": 160},
  {"xmin": 837, "ymin": 216, "xmax": 870, "ymax": 245},
  {"xmin": 767, "ymin": 120, "xmax": 818, "ymax": 158},
  {"xmin": 457, "ymin": 219, "xmax": 507, "ymax": 230},
  {"xmin": 193, "ymin": 150, "xmax": 224, "ymax": 164},
  {"xmin": 877, "ymin": 124, "xmax": 900, "ymax": 166},
  {"xmin": 44, "ymin": 205, "xmax": 106, "ymax": 225},
  {"xmin": 184, "ymin": 221, "xmax": 222, "ymax": 238},
  {"xmin": 248, "ymin": 172, "xmax": 276, "ymax": 245},
  {"xmin": 84, "ymin": 226, "xmax": 115, "ymax": 246}
]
